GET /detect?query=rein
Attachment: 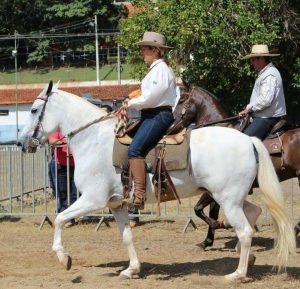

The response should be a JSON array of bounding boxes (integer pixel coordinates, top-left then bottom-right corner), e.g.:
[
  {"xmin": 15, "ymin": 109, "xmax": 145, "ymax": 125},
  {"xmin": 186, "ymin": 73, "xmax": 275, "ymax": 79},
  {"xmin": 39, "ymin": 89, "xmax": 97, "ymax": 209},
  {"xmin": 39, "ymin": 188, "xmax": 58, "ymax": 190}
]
[
  {"xmin": 67, "ymin": 100, "xmax": 129, "ymax": 139},
  {"xmin": 192, "ymin": 115, "xmax": 241, "ymax": 129},
  {"xmin": 67, "ymin": 111, "xmax": 115, "ymax": 139}
]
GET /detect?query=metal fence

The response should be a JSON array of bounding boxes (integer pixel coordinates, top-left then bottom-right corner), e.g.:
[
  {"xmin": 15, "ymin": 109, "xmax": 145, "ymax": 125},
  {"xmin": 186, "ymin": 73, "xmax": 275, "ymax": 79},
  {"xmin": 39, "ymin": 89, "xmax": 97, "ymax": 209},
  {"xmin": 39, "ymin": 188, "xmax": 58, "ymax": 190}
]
[
  {"xmin": 0, "ymin": 145, "xmax": 48, "ymax": 201},
  {"xmin": 0, "ymin": 144, "xmax": 299, "ymax": 230}
]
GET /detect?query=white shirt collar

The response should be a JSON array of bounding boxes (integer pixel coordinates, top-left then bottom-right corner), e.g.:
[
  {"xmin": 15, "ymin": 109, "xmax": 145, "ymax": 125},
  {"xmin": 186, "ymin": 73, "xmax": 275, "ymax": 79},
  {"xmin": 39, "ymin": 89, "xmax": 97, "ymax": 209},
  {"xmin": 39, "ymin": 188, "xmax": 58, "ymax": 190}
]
[
  {"xmin": 258, "ymin": 62, "xmax": 273, "ymax": 77},
  {"xmin": 149, "ymin": 58, "xmax": 164, "ymax": 70}
]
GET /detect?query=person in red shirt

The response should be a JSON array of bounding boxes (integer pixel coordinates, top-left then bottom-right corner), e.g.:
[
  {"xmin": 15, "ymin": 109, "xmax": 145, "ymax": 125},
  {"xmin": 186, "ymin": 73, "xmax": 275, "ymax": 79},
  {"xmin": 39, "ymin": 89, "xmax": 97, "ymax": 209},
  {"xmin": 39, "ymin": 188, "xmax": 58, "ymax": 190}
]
[{"xmin": 48, "ymin": 132, "xmax": 78, "ymax": 225}]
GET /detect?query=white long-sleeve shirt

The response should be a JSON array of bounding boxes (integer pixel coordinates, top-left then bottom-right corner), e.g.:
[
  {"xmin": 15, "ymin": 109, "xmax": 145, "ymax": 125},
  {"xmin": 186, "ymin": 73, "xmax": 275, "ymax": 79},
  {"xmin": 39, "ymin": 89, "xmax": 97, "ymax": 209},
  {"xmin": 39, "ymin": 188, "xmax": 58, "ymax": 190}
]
[
  {"xmin": 128, "ymin": 59, "xmax": 177, "ymax": 110},
  {"xmin": 246, "ymin": 63, "xmax": 286, "ymax": 118}
]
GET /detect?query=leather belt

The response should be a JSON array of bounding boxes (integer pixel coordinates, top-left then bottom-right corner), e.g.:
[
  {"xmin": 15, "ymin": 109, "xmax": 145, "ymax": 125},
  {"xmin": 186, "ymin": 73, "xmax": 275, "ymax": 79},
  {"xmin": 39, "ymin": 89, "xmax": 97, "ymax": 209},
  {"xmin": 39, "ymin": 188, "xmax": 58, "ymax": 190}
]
[{"xmin": 142, "ymin": 106, "xmax": 172, "ymax": 113}]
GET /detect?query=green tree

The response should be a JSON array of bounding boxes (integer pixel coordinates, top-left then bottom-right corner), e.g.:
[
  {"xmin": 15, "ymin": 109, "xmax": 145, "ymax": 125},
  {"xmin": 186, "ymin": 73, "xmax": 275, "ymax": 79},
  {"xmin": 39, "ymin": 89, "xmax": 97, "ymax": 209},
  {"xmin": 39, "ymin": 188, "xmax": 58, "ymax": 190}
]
[
  {"xmin": 118, "ymin": 0, "xmax": 300, "ymax": 114},
  {"xmin": 0, "ymin": 0, "xmax": 122, "ymax": 66}
]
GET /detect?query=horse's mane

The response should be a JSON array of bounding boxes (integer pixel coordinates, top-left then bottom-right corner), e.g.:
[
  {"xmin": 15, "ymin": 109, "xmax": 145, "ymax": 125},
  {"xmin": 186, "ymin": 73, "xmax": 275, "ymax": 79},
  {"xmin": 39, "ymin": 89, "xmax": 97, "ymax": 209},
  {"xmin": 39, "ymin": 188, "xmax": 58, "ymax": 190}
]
[
  {"xmin": 56, "ymin": 88, "xmax": 108, "ymax": 114},
  {"xmin": 192, "ymin": 86, "xmax": 229, "ymax": 118},
  {"xmin": 196, "ymin": 86, "xmax": 221, "ymax": 102}
]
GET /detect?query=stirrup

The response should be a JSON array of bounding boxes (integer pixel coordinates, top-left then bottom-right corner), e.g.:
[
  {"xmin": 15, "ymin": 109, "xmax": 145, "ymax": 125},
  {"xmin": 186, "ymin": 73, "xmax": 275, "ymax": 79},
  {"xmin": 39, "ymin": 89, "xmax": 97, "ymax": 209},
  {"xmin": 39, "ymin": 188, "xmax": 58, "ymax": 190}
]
[
  {"xmin": 122, "ymin": 196, "xmax": 145, "ymax": 210},
  {"xmin": 133, "ymin": 195, "xmax": 145, "ymax": 210}
]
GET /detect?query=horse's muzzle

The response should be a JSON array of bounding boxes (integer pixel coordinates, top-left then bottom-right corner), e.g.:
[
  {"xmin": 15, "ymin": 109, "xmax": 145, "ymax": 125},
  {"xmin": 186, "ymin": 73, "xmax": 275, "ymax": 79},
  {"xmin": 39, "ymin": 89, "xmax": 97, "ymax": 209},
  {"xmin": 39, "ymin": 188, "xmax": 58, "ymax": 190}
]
[{"xmin": 17, "ymin": 138, "xmax": 39, "ymax": 153}]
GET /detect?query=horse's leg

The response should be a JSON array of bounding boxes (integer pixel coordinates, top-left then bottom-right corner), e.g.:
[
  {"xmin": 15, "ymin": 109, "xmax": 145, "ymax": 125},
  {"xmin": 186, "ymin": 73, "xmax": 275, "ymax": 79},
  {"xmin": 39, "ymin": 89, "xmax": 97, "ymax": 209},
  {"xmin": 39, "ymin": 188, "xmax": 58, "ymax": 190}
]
[
  {"xmin": 110, "ymin": 207, "xmax": 141, "ymax": 278},
  {"xmin": 194, "ymin": 193, "xmax": 220, "ymax": 249},
  {"xmin": 223, "ymin": 204, "xmax": 254, "ymax": 282},
  {"xmin": 293, "ymin": 173, "xmax": 300, "ymax": 237},
  {"xmin": 295, "ymin": 221, "xmax": 300, "ymax": 237},
  {"xmin": 52, "ymin": 195, "xmax": 105, "ymax": 270},
  {"xmin": 235, "ymin": 200, "xmax": 262, "ymax": 268},
  {"xmin": 235, "ymin": 200, "xmax": 262, "ymax": 254}
]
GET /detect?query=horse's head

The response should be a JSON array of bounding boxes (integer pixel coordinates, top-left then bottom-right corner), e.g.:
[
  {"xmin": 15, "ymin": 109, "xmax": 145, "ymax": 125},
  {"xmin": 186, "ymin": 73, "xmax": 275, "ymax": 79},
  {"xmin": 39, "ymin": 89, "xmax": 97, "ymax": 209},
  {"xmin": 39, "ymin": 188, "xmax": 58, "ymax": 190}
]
[
  {"xmin": 171, "ymin": 86, "xmax": 229, "ymax": 131},
  {"xmin": 171, "ymin": 87, "xmax": 199, "ymax": 131},
  {"xmin": 17, "ymin": 80, "xmax": 59, "ymax": 152}
]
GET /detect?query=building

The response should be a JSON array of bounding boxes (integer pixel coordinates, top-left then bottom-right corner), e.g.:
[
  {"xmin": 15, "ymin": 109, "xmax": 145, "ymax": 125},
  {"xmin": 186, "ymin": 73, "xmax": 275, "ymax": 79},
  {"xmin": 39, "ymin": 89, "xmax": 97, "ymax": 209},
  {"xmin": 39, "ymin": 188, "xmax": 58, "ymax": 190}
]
[{"xmin": 0, "ymin": 82, "xmax": 140, "ymax": 143}]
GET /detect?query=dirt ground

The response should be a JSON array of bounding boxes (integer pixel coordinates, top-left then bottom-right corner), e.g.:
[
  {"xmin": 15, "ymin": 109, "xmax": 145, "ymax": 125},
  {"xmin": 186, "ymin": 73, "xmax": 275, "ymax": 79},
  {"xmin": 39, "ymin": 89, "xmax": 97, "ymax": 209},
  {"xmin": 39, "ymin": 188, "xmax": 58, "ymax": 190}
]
[{"xmin": 0, "ymin": 214, "xmax": 299, "ymax": 289}]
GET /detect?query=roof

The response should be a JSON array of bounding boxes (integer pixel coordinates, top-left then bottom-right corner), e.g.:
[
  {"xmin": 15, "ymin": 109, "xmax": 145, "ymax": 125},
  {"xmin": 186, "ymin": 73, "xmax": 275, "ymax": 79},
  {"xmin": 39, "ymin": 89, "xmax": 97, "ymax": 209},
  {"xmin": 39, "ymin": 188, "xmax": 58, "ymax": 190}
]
[
  {"xmin": 122, "ymin": 3, "xmax": 135, "ymax": 14},
  {"xmin": 0, "ymin": 84, "xmax": 140, "ymax": 105},
  {"xmin": 121, "ymin": 2, "xmax": 144, "ymax": 14}
]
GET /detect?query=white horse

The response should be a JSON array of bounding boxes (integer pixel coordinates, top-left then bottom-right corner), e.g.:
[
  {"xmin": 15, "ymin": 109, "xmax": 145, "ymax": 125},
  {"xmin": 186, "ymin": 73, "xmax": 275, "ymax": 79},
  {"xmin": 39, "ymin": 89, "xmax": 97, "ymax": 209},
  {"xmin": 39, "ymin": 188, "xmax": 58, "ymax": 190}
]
[{"xmin": 18, "ymin": 81, "xmax": 295, "ymax": 282}]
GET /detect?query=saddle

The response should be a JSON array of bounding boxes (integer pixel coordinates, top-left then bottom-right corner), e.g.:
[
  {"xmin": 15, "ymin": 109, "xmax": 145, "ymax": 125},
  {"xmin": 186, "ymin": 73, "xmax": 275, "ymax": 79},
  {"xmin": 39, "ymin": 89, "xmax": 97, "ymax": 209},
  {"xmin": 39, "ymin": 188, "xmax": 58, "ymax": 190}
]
[
  {"xmin": 242, "ymin": 118, "xmax": 292, "ymax": 155},
  {"xmin": 113, "ymin": 122, "xmax": 191, "ymax": 212}
]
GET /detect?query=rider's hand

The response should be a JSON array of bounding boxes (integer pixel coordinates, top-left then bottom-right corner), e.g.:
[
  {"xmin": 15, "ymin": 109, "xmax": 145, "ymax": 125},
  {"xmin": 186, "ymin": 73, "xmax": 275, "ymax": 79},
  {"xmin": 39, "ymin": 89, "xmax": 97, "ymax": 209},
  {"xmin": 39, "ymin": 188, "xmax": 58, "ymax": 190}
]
[
  {"xmin": 128, "ymin": 88, "xmax": 141, "ymax": 99},
  {"xmin": 238, "ymin": 108, "xmax": 250, "ymax": 117}
]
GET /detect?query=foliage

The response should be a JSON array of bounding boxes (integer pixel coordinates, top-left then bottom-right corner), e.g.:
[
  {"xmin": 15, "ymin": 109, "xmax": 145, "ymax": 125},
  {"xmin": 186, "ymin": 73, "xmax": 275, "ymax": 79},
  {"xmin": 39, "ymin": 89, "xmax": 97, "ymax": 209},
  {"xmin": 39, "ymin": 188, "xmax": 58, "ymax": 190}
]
[
  {"xmin": 0, "ymin": 0, "xmax": 122, "ymax": 66},
  {"xmin": 118, "ymin": 0, "xmax": 300, "ymax": 113},
  {"xmin": 292, "ymin": 59, "xmax": 300, "ymax": 89},
  {"xmin": 26, "ymin": 40, "xmax": 50, "ymax": 64}
]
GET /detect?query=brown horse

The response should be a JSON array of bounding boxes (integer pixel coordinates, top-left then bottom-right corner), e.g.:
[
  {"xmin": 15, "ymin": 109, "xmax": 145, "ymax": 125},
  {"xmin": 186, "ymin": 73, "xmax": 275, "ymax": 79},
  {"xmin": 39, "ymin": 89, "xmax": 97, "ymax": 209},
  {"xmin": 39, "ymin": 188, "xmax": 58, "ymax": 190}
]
[{"xmin": 172, "ymin": 86, "xmax": 300, "ymax": 249}]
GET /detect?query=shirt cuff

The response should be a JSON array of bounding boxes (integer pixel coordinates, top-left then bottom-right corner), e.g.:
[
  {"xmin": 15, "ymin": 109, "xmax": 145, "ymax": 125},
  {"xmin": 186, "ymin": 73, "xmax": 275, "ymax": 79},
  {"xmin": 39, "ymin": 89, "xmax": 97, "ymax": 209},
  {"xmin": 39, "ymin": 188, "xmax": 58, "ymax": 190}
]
[{"xmin": 246, "ymin": 104, "xmax": 254, "ymax": 112}]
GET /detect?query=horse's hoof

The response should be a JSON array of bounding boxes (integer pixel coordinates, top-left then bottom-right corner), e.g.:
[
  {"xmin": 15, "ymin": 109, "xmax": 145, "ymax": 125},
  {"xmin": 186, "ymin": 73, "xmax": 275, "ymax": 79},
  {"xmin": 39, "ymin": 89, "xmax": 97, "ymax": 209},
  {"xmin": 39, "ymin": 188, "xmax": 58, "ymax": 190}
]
[
  {"xmin": 194, "ymin": 242, "xmax": 207, "ymax": 251},
  {"xmin": 248, "ymin": 254, "xmax": 256, "ymax": 269},
  {"xmin": 62, "ymin": 254, "xmax": 72, "ymax": 270},
  {"xmin": 119, "ymin": 273, "xmax": 131, "ymax": 279},
  {"xmin": 120, "ymin": 267, "xmax": 140, "ymax": 279},
  {"xmin": 225, "ymin": 272, "xmax": 246, "ymax": 282},
  {"xmin": 119, "ymin": 270, "xmax": 134, "ymax": 279}
]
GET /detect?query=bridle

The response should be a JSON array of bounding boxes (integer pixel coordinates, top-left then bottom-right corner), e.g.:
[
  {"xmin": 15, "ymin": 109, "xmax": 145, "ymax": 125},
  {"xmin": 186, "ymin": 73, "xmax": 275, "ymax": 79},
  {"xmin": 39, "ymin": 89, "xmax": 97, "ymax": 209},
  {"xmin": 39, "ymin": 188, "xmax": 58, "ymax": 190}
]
[
  {"xmin": 27, "ymin": 82, "xmax": 131, "ymax": 152},
  {"xmin": 28, "ymin": 81, "xmax": 53, "ymax": 148},
  {"xmin": 178, "ymin": 86, "xmax": 195, "ymax": 119},
  {"xmin": 173, "ymin": 86, "xmax": 243, "ymax": 131}
]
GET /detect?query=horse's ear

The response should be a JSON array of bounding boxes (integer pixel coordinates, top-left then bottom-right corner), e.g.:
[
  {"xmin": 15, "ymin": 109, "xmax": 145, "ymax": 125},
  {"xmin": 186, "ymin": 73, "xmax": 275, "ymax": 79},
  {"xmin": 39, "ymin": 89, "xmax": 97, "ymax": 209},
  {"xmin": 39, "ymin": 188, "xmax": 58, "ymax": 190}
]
[
  {"xmin": 53, "ymin": 80, "xmax": 60, "ymax": 91},
  {"xmin": 46, "ymin": 80, "xmax": 53, "ymax": 96}
]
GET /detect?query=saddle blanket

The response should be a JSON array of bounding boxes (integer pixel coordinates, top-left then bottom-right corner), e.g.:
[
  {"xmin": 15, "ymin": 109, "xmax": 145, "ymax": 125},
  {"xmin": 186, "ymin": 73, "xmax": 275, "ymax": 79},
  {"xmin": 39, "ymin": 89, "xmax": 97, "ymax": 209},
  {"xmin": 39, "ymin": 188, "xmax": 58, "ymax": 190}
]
[{"xmin": 112, "ymin": 130, "xmax": 190, "ymax": 171}]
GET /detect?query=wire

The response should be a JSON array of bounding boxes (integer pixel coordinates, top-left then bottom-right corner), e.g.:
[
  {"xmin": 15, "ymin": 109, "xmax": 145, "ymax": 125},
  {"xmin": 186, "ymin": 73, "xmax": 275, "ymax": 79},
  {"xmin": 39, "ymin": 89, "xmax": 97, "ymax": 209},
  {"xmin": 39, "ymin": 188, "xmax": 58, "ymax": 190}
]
[
  {"xmin": 0, "ymin": 31, "xmax": 119, "ymax": 41},
  {"xmin": 28, "ymin": 18, "xmax": 94, "ymax": 35}
]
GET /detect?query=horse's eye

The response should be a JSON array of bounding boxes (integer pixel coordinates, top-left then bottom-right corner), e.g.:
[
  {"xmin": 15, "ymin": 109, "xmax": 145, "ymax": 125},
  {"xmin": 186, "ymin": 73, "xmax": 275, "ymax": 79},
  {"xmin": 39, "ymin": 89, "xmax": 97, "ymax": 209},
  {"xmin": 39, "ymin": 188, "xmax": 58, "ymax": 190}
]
[{"xmin": 31, "ymin": 108, "xmax": 38, "ymax": 114}]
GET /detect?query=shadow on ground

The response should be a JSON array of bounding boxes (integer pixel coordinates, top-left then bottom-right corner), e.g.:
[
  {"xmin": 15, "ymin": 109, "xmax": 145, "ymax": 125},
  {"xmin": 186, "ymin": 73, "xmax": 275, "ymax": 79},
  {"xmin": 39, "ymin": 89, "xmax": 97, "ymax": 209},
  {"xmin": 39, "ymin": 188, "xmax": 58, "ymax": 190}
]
[
  {"xmin": 88, "ymin": 257, "xmax": 300, "ymax": 280},
  {"xmin": 0, "ymin": 216, "xmax": 21, "ymax": 223}
]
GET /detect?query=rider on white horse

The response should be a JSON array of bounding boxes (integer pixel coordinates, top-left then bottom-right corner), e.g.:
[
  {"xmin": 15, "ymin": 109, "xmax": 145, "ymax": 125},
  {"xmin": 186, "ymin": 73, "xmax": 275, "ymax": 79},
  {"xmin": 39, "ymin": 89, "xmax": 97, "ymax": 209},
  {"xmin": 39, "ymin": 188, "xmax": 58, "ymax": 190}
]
[
  {"xmin": 17, "ymin": 81, "xmax": 296, "ymax": 281},
  {"xmin": 126, "ymin": 31, "xmax": 177, "ymax": 209}
]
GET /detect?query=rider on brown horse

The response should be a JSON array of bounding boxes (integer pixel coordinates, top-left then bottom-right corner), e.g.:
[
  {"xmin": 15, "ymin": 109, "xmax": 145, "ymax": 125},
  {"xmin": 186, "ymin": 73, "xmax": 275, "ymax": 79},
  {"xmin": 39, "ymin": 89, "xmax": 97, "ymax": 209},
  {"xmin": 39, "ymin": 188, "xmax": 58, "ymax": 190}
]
[{"xmin": 239, "ymin": 44, "xmax": 286, "ymax": 139}]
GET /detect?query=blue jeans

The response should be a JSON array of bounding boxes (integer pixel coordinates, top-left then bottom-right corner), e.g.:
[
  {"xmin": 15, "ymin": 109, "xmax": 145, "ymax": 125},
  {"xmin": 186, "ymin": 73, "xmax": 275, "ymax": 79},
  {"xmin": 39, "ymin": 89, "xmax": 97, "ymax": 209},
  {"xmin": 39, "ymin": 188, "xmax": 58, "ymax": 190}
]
[
  {"xmin": 49, "ymin": 157, "xmax": 78, "ymax": 213},
  {"xmin": 244, "ymin": 117, "xmax": 280, "ymax": 140},
  {"xmin": 48, "ymin": 158, "xmax": 56, "ymax": 198},
  {"xmin": 128, "ymin": 108, "xmax": 174, "ymax": 159}
]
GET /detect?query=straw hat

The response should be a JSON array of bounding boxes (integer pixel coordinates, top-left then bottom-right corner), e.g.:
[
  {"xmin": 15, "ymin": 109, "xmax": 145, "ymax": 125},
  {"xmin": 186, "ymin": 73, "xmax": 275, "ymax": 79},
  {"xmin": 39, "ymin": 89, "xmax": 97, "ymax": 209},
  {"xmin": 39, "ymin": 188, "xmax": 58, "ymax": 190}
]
[
  {"xmin": 136, "ymin": 31, "xmax": 172, "ymax": 48},
  {"xmin": 241, "ymin": 44, "xmax": 280, "ymax": 60}
]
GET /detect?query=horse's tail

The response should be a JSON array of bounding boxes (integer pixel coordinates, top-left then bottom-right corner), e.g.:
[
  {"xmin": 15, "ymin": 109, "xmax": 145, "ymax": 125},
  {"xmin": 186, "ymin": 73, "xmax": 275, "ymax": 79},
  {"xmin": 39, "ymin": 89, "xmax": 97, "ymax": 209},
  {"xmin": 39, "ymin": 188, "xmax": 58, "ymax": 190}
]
[{"xmin": 251, "ymin": 137, "xmax": 296, "ymax": 271}]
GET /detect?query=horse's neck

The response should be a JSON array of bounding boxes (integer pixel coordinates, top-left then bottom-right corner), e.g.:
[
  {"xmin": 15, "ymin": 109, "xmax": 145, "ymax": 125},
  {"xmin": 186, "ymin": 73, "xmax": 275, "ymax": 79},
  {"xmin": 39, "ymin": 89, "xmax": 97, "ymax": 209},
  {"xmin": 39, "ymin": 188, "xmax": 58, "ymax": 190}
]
[
  {"xmin": 51, "ymin": 91, "xmax": 117, "ymax": 164},
  {"xmin": 53, "ymin": 91, "xmax": 108, "ymax": 136},
  {"xmin": 197, "ymin": 94, "xmax": 229, "ymax": 124}
]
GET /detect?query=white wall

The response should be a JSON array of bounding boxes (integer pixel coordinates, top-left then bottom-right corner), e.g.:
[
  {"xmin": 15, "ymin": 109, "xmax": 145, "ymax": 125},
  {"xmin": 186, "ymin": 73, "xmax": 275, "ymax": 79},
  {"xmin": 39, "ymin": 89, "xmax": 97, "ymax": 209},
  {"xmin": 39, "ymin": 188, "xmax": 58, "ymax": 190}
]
[
  {"xmin": 0, "ymin": 104, "xmax": 31, "ymax": 125},
  {"xmin": 0, "ymin": 103, "xmax": 31, "ymax": 142}
]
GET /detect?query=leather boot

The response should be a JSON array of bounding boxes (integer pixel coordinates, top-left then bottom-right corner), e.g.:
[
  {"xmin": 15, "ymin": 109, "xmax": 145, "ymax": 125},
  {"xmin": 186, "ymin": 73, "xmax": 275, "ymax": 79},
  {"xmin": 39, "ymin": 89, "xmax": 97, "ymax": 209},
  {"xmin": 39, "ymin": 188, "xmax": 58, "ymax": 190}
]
[{"xmin": 129, "ymin": 158, "xmax": 146, "ymax": 209}]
